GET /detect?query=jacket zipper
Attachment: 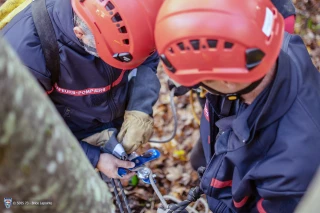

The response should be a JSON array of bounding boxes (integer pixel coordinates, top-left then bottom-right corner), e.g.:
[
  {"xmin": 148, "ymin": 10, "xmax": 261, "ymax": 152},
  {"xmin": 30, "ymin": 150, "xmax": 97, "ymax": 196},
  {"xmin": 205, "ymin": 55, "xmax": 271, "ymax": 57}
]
[
  {"xmin": 106, "ymin": 66, "xmax": 116, "ymax": 121},
  {"xmin": 206, "ymin": 99, "xmax": 228, "ymax": 196}
]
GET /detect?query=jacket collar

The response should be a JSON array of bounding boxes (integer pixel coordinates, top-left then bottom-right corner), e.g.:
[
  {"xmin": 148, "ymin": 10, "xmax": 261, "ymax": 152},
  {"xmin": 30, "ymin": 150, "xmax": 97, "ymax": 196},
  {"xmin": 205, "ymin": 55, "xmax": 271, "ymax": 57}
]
[
  {"xmin": 51, "ymin": 0, "xmax": 84, "ymax": 48},
  {"xmin": 231, "ymin": 50, "xmax": 298, "ymax": 143}
]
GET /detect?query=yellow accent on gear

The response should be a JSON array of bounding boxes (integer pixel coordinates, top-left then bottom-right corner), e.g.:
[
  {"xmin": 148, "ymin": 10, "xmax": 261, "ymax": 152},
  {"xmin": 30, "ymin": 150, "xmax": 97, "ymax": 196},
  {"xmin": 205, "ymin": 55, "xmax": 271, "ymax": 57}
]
[
  {"xmin": 0, "ymin": 0, "xmax": 32, "ymax": 30},
  {"xmin": 228, "ymin": 96, "xmax": 238, "ymax": 101},
  {"xmin": 199, "ymin": 86, "xmax": 207, "ymax": 98}
]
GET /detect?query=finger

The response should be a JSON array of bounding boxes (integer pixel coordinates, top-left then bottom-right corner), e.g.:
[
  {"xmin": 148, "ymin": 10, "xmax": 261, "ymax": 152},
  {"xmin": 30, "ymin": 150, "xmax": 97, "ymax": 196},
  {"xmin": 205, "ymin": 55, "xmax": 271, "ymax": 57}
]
[
  {"xmin": 115, "ymin": 158, "xmax": 135, "ymax": 169},
  {"xmin": 99, "ymin": 169, "xmax": 120, "ymax": 179},
  {"xmin": 104, "ymin": 167, "xmax": 130, "ymax": 179},
  {"xmin": 119, "ymin": 171, "xmax": 136, "ymax": 180}
]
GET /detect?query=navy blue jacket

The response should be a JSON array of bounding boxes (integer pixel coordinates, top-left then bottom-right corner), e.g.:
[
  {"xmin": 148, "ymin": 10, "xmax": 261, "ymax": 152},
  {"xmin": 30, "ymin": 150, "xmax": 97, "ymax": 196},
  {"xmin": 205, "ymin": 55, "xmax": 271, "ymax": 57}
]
[
  {"xmin": 272, "ymin": 0, "xmax": 295, "ymax": 18},
  {"xmin": 200, "ymin": 33, "xmax": 320, "ymax": 212},
  {"xmin": 1, "ymin": 0, "xmax": 160, "ymax": 167}
]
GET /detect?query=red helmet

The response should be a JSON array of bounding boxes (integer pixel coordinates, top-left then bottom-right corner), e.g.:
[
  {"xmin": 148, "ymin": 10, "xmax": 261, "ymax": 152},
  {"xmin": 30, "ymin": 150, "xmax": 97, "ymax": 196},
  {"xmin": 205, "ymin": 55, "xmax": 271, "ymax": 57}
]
[
  {"xmin": 155, "ymin": 0, "xmax": 284, "ymax": 86},
  {"xmin": 72, "ymin": 0, "xmax": 164, "ymax": 69}
]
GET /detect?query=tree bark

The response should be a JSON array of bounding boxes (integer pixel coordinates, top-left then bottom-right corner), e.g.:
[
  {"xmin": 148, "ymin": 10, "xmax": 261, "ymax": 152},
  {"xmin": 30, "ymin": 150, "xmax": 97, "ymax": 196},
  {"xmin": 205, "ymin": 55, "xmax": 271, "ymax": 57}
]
[{"xmin": 0, "ymin": 37, "xmax": 114, "ymax": 212}]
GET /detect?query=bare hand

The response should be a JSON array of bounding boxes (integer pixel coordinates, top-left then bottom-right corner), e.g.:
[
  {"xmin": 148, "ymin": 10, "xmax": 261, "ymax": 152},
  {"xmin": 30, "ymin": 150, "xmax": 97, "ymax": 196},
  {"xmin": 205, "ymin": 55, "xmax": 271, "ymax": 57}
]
[{"xmin": 96, "ymin": 153, "xmax": 135, "ymax": 179}]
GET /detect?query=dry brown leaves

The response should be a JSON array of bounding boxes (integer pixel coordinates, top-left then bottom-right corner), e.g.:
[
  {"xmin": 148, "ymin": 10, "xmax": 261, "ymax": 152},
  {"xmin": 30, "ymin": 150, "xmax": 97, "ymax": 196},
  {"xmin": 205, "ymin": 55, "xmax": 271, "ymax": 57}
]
[{"xmin": 293, "ymin": 0, "xmax": 320, "ymax": 70}]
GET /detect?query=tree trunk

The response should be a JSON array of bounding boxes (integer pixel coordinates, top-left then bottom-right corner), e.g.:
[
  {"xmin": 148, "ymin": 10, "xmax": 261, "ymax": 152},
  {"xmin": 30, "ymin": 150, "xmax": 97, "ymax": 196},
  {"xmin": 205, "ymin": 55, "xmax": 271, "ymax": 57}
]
[{"xmin": 0, "ymin": 37, "xmax": 114, "ymax": 212}]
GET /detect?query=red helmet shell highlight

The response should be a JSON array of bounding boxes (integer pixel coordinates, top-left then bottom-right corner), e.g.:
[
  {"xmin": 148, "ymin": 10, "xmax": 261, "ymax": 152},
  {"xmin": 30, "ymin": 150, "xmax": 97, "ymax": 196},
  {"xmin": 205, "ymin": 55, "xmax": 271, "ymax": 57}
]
[
  {"xmin": 72, "ymin": 0, "xmax": 164, "ymax": 69},
  {"xmin": 155, "ymin": 0, "xmax": 284, "ymax": 86}
]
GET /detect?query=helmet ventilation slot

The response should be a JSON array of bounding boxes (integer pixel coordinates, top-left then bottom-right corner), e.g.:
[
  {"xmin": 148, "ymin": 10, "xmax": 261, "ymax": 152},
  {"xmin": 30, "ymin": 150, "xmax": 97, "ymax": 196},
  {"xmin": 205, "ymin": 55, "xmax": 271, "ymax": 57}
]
[
  {"xmin": 190, "ymin": 40, "xmax": 200, "ymax": 50},
  {"xmin": 118, "ymin": 26, "xmax": 127, "ymax": 33},
  {"xmin": 224, "ymin": 42, "xmax": 234, "ymax": 49},
  {"xmin": 105, "ymin": 2, "xmax": 129, "ymax": 45},
  {"xmin": 207, "ymin": 39, "xmax": 218, "ymax": 48},
  {"xmin": 111, "ymin": 12, "xmax": 122, "ymax": 22},
  {"xmin": 105, "ymin": 1, "xmax": 115, "ymax": 10},
  {"xmin": 174, "ymin": 39, "xmax": 235, "ymax": 51},
  {"xmin": 168, "ymin": 47, "xmax": 174, "ymax": 53},
  {"xmin": 177, "ymin": 42, "xmax": 185, "ymax": 50}
]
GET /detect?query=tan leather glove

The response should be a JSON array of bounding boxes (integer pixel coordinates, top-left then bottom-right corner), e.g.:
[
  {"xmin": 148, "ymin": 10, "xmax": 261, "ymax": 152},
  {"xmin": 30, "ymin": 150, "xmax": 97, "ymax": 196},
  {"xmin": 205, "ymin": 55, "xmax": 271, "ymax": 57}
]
[
  {"xmin": 117, "ymin": 110, "xmax": 154, "ymax": 153},
  {"xmin": 82, "ymin": 129, "xmax": 117, "ymax": 147}
]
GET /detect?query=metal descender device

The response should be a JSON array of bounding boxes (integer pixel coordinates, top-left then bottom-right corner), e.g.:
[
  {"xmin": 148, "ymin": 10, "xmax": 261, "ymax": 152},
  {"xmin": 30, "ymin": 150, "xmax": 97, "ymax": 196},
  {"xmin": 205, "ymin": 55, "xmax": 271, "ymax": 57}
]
[
  {"xmin": 117, "ymin": 149, "xmax": 209, "ymax": 213},
  {"xmin": 98, "ymin": 87, "xmax": 209, "ymax": 212},
  {"xmin": 100, "ymin": 126, "xmax": 208, "ymax": 212},
  {"xmin": 101, "ymin": 148, "xmax": 162, "ymax": 213}
]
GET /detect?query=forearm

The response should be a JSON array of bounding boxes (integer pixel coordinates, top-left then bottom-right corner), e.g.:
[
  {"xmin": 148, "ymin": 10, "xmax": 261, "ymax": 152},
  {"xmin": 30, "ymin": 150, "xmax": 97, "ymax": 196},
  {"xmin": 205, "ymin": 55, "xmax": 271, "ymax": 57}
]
[{"xmin": 126, "ymin": 64, "xmax": 160, "ymax": 115}]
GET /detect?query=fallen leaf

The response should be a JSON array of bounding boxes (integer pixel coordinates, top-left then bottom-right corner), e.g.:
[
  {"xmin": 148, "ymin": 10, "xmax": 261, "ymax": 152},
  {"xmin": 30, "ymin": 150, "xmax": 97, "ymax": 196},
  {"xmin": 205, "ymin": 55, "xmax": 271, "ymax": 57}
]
[
  {"xmin": 181, "ymin": 173, "xmax": 191, "ymax": 186},
  {"xmin": 166, "ymin": 165, "xmax": 183, "ymax": 182}
]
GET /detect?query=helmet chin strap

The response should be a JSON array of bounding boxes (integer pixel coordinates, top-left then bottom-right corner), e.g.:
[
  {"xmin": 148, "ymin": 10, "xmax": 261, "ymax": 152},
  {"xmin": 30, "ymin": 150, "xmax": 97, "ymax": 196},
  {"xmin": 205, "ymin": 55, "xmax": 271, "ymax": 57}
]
[{"xmin": 199, "ymin": 77, "xmax": 264, "ymax": 101}]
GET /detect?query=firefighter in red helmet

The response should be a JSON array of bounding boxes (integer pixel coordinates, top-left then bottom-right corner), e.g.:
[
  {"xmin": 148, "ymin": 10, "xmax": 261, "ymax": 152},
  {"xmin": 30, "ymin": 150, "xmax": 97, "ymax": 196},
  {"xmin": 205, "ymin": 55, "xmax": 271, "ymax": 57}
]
[
  {"xmin": 155, "ymin": 0, "xmax": 320, "ymax": 212},
  {"xmin": 1, "ymin": 0, "xmax": 164, "ymax": 179},
  {"xmin": 72, "ymin": 0, "xmax": 163, "ymax": 69},
  {"xmin": 156, "ymin": 0, "xmax": 284, "ymax": 99}
]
